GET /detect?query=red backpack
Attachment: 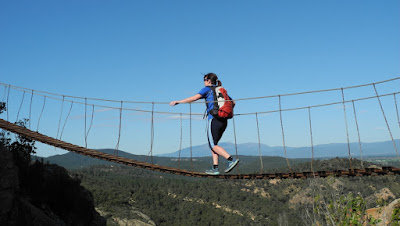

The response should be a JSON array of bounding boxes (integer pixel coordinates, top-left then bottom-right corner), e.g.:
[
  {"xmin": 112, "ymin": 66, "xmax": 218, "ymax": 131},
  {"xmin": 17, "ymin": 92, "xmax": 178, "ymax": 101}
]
[{"xmin": 209, "ymin": 86, "xmax": 234, "ymax": 119}]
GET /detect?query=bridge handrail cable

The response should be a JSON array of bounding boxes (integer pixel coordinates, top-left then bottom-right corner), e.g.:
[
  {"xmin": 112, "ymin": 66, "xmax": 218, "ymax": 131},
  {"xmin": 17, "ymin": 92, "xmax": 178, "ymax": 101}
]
[{"xmin": 1, "ymin": 76, "xmax": 398, "ymax": 105}]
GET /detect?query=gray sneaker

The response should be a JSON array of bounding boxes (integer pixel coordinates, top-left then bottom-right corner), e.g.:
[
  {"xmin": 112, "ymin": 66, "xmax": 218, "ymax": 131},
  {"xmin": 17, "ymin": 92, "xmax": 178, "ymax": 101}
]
[
  {"xmin": 205, "ymin": 168, "xmax": 220, "ymax": 175},
  {"xmin": 225, "ymin": 158, "xmax": 239, "ymax": 173}
]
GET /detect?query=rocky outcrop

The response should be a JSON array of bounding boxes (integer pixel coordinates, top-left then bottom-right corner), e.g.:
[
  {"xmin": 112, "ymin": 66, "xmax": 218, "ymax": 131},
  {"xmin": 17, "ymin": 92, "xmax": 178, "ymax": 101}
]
[
  {"xmin": 366, "ymin": 198, "xmax": 400, "ymax": 225},
  {"xmin": 0, "ymin": 145, "xmax": 106, "ymax": 225},
  {"xmin": 96, "ymin": 208, "xmax": 156, "ymax": 226}
]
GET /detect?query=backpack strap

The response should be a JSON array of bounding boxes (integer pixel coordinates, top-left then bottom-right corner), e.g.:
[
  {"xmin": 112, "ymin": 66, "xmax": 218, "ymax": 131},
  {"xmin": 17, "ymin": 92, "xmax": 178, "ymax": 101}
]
[
  {"xmin": 209, "ymin": 86, "xmax": 219, "ymax": 109},
  {"xmin": 204, "ymin": 85, "xmax": 221, "ymax": 119},
  {"xmin": 204, "ymin": 86, "xmax": 213, "ymax": 118},
  {"xmin": 203, "ymin": 108, "xmax": 207, "ymax": 119}
]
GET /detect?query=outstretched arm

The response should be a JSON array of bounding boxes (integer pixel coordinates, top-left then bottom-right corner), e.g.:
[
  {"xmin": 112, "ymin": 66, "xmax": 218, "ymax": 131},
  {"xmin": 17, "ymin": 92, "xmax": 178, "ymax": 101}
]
[{"xmin": 170, "ymin": 94, "xmax": 202, "ymax": 106}]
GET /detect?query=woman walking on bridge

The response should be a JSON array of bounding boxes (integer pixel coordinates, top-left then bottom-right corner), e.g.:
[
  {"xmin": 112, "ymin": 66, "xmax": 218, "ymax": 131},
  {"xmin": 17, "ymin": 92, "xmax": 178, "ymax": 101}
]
[{"xmin": 170, "ymin": 73, "xmax": 239, "ymax": 175}]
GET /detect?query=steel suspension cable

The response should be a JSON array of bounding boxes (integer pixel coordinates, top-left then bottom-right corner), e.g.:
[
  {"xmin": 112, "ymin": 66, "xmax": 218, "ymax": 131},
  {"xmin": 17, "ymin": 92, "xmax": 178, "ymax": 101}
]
[
  {"xmin": 178, "ymin": 113, "xmax": 183, "ymax": 169},
  {"xmin": 233, "ymin": 77, "xmax": 400, "ymax": 103},
  {"xmin": 86, "ymin": 105, "xmax": 95, "ymax": 143},
  {"xmin": 37, "ymin": 96, "xmax": 46, "ymax": 132},
  {"xmin": 0, "ymin": 83, "xmax": 171, "ymax": 105},
  {"xmin": 60, "ymin": 101, "xmax": 74, "ymax": 140},
  {"xmin": 1, "ymin": 84, "xmax": 7, "ymax": 102},
  {"xmin": 55, "ymin": 96, "xmax": 65, "ymax": 151},
  {"xmin": 235, "ymin": 91, "xmax": 400, "ymax": 116},
  {"xmin": 341, "ymin": 88, "xmax": 353, "ymax": 170},
  {"xmin": 2, "ymin": 77, "xmax": 399, "ymax": 105},
  {"xmin": 279, "ymin": 95, "xmax": 292, "ymax": 173},
  {"xmin": 394, "ymin": 94, "xmax": 400, "ymax": 158},
  {"xmin": 145, "ymin": 103, "xmax": 156, "ymax": 164},
  {"xmin": 85, "ymin": 98, "xmax": 88, "ymax": 148},
  {"xmin": 150, "ymin": 103, "xmax": 155, "ymax": 164},
  {"xmin": 351, "ymin": 100, "xmax": 364, "ymax": 169},
  {"xmin": 114, "ymin": 101, "xmax": 123, "ymax": 156},
  {"xmin": 6, "ymin": 85, "xmax": 10, "ymax": 122},
  {"xmin": 56, "ymin": 96, "xmax": 65, "ymax": 140},
  {"xmin": 308, "ymin": 107, "xmax": 314, "ymax": 172},
  {"xmin": 190, "ymin": 103, "xmax": 193, "ymax": 173},
  {"xmin": 394, "ymin": 94, "xmax": 400, "ymax": 157},
  {"xmin": 255, "ymin": 113, "xmax": 264, "ymax": 174},
  {"xmin": 29, "ymin": 90, "xmax": 33, "ymax": 129},
  {"xmin": 16, "ymin": 91, "xmax": 25, "ymax": 123},
  {"xmin": 373, "ymin": 84, "xmax": 400, "ymax": 159},
  {"xmin": 394, "ymin": 94, "xmax": 400, "ymax": 129},
  {"xmin": 5, "ymin": 85, "xmax": 202, "ymax": 116},
  {"xmin": 5, "ymin": 81, "xmax": 399, "ymax": 117},
  {"xmin": 232, "ymin": 116, "xmax": 240, "ymax": 175}
]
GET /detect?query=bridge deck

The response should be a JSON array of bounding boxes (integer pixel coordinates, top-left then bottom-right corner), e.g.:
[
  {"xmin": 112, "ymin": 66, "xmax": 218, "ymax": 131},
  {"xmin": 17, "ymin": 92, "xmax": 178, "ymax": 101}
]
[{"xmin": 1, "ymin": 118, "xmax": 399, "ymax": 179}]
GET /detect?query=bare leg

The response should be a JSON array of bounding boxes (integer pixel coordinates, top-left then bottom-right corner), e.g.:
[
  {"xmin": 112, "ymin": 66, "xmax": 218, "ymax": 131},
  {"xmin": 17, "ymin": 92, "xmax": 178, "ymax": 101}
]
[
  {"xmin": 212, "ymin": 145, "xmax": 231, "ymax": 164},
  {"xmin": 212, "ymin": 151, "xmax": 219, "ymax": 165}
]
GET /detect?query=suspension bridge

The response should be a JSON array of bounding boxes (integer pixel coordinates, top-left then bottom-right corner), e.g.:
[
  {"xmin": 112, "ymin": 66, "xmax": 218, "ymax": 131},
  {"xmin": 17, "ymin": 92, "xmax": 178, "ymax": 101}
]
[{"xmin": 1, "ymin": 77, "xmax": 400, "ymax": 179}]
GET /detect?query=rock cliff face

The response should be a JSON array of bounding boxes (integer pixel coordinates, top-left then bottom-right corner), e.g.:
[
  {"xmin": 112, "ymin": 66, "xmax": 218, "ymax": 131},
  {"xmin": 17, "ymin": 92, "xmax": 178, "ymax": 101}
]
[{"xmin": 0, "ymin": 145, "xmax": 106, "ymax": 225}]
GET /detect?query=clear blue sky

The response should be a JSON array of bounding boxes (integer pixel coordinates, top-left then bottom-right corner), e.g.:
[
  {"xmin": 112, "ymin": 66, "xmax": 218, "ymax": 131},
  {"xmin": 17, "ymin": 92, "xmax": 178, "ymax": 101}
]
[{"xmin": 0, "ymin": 1, "xmax": 399, "ymax": 157}]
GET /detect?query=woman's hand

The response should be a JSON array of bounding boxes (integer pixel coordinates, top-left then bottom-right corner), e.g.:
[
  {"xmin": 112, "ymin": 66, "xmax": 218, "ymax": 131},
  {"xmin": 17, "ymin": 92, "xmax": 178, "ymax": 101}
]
[{"xmin": 170, "ymin": 101, "xmax": 179, "ymax": 106}]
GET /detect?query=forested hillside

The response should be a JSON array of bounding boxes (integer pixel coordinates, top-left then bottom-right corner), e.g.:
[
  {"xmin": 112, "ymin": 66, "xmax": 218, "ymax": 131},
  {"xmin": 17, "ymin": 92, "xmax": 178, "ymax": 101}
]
[
  {"xmin": 75, "ymin": 163, "xmax": 400, "ymax": 225},
  {"xmin": 44, "ymin": 148, "xmax": 380, "ymax": 175}
]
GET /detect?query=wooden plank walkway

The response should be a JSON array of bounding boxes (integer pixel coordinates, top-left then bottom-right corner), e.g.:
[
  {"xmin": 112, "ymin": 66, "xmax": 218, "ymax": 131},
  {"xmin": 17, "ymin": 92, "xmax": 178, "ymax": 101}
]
[{"xmin": 1, "ymin": 118, "xmax": 399, "ymax": 180}]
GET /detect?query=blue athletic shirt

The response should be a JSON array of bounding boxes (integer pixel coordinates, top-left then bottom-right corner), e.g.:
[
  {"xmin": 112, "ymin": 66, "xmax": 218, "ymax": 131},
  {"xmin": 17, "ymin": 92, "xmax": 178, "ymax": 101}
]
[{"xmin": 198, "ymin": 86, "xmax": 232, "ymax": 120}]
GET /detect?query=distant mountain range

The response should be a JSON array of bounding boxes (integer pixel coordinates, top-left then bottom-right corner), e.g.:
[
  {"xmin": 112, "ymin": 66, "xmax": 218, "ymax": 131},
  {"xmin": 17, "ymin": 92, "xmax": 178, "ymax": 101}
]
[
  {"xmin": 157, "ymin": 140, "xmax": 400, "ymax": 158},
  {"xmin": 39, "ymin": 140, "xmax": 399, "ymax": 172},
  {"xmin": 41, "ymin": 149, "xmax": 312, "ymax": 173},
  {"xmin": 42, "ymin": 149, "xmax": 147, "ymax": 170}
]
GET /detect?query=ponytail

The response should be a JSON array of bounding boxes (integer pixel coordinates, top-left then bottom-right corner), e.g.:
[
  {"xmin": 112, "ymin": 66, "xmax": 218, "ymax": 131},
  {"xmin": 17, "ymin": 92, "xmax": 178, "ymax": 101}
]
[{"xmin": 204, "ymin": 73, "xmax": 222, "ymax": 86}]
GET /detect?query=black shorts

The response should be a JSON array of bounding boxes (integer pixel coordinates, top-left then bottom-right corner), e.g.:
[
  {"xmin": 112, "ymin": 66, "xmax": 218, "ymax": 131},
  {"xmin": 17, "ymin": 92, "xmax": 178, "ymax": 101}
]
[{"xmin": 207, "ymin": 118, "xmax": 228, "ymax": 150}]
